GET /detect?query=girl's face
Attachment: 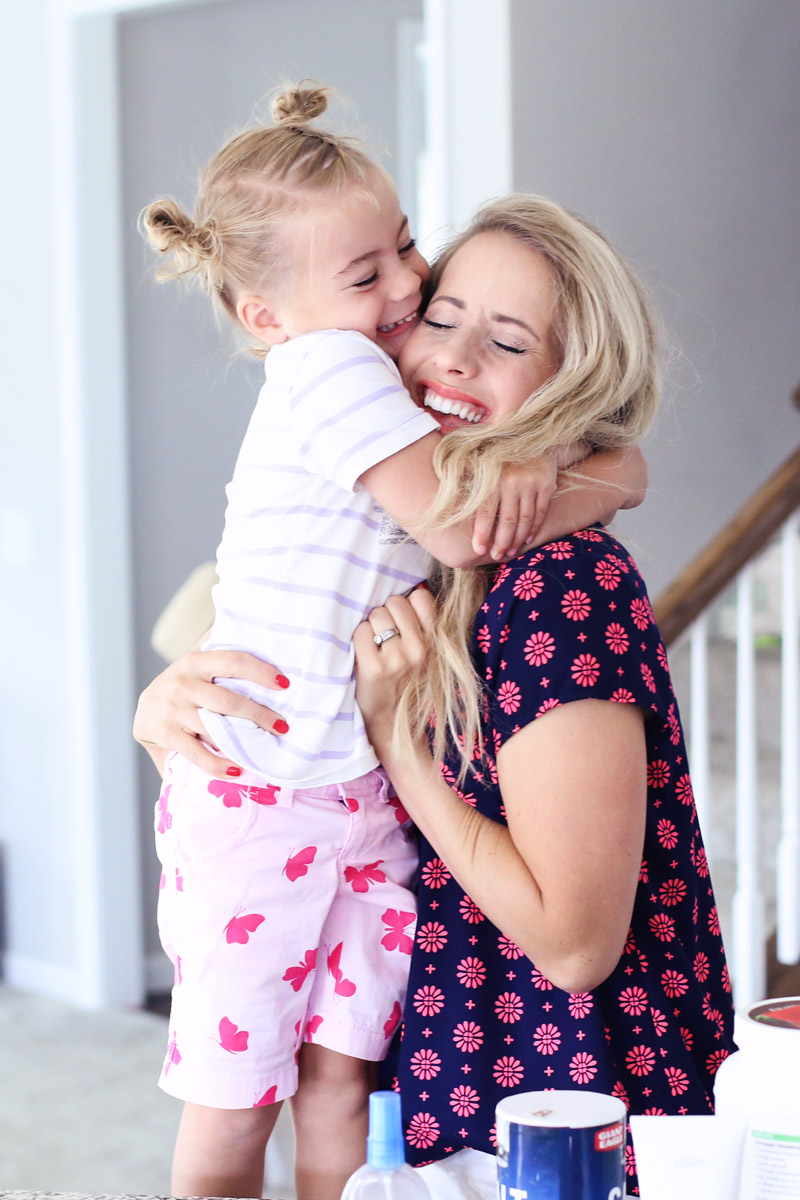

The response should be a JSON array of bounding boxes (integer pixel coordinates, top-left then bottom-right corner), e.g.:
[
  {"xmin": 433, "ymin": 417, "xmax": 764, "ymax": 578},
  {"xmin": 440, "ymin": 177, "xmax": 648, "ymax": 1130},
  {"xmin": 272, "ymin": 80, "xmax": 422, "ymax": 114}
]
[
  {"xmin": 264, "ymin": 172, "xmax": 429, "ymax": 359},
  {"xmin": 399, "ymin": 231, "xmax": 560, "ymax": 430}
]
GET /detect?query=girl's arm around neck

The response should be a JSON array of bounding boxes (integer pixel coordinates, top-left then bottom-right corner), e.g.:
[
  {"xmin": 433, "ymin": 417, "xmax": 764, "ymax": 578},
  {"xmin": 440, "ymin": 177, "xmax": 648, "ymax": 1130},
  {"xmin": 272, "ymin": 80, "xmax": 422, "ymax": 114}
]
[
  {"xmin": 354, "ymin": 592, "xmax": 647, "ymax": 994},
  {"xmin": 359, "ymin": 440, "xmax": 647, "ymax": 570}
]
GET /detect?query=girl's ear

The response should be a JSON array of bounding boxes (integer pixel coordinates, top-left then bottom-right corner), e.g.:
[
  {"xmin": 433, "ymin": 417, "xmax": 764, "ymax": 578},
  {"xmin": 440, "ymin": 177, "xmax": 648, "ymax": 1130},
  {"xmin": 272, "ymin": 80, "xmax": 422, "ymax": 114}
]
[{"xmin": 235, "ymin": 295, "xmax": 288, "ymax": 346}]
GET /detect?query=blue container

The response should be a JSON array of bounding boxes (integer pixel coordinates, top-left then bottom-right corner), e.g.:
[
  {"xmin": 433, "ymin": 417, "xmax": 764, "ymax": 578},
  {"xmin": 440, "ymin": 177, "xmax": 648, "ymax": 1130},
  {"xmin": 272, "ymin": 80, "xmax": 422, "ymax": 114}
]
[{"xmin": 496, "ymin": 1091, "xmax": 626, "ymax": 1200}]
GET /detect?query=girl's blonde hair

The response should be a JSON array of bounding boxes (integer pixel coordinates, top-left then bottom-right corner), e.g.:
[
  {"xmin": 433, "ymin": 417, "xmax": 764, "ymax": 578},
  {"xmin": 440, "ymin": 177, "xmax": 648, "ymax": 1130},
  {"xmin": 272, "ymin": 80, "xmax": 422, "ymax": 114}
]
[
  {"xmin": 396, "ymin": 193, "xmax": 663, "ymax": 780},
  {"xmin": 140, "ymin": 82, "xmax": 380, "ymax": 330}
]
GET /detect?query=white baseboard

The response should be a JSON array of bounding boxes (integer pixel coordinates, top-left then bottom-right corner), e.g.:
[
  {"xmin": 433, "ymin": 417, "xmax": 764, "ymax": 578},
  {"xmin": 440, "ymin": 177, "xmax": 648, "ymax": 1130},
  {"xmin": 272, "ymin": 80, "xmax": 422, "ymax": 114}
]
[{"xmin": 1, "ymin": 950, "xmax": 98, "ymax": 1009}]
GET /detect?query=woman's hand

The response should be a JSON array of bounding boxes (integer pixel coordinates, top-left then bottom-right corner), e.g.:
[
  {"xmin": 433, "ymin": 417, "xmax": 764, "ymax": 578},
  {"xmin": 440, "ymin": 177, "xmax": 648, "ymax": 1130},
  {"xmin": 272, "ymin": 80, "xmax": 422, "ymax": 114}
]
[
  {"xmin": 133, "ymin": 649, "xmax": 290, "ymax": 778},
  {"xmin": 353, "ymin": 586, "xmax": 435, "ymax": 760}
]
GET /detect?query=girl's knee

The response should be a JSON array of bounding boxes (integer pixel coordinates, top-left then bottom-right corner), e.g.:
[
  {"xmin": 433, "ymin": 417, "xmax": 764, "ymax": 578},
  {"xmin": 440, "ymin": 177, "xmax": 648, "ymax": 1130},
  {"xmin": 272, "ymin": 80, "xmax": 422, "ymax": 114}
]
[
  {"xmin": 293, "ymin": 1045, "xmax": 374, "ymax": 1117},
  {"xmin": 182, "ymin": 1099, "xmax": 280, "ymax": 1150}
]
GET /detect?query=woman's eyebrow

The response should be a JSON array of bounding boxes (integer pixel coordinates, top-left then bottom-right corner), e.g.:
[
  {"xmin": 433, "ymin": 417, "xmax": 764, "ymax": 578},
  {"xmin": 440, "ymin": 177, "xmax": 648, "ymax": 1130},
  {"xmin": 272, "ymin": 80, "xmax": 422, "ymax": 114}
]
[
  {"xmin": 336, "ymin": 217, "xmax": 411, "ymax": 278},
  {"xmin": 432, "ymin": 294, "xmax": 540, "ymax": 341}
]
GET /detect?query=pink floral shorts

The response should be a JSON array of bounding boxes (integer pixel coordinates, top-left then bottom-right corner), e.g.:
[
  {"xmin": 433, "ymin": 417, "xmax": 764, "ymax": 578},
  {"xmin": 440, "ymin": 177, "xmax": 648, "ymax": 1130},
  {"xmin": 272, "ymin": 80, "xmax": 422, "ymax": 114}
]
[{"xmin": 155, "ymin": 753, "xmax": 418, "ymax": 1109}]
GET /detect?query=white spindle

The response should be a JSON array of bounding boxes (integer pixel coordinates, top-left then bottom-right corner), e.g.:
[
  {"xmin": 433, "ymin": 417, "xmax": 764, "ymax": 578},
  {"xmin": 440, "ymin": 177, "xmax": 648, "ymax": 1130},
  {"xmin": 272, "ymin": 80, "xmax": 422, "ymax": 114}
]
[
  {"xmin": 778, "ymin": 514, "xmax": 800, "ymax": 963},
  {"xmin": 731, "ymin": 564, "xmax": 766, "ymax": 1005},
  {"xmin": 689, "ymin": 613, "xmax": 712, "ymax": 859}
]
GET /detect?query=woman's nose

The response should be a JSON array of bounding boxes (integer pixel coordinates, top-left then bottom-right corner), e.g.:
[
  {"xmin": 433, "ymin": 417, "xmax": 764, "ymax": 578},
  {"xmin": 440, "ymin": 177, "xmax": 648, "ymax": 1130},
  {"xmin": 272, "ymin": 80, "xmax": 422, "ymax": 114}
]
[{"xmin": 434, "ymin": 330, "xmax": 479, "ymax": 377}]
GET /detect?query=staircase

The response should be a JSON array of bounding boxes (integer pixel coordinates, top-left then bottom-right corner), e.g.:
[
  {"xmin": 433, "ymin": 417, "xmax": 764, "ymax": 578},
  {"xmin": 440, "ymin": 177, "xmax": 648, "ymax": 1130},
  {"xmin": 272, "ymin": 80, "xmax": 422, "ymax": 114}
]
[{"xmin": 653, "ymin": 441, "xmax": 800, "ymax": 1008}]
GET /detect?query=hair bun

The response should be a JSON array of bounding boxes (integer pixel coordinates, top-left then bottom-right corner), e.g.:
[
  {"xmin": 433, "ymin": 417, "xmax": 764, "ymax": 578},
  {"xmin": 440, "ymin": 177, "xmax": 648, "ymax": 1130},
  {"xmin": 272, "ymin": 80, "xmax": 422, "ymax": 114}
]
[{"xmin": 272, "ymin": 82, "xmax": 329, "ymax": 125}]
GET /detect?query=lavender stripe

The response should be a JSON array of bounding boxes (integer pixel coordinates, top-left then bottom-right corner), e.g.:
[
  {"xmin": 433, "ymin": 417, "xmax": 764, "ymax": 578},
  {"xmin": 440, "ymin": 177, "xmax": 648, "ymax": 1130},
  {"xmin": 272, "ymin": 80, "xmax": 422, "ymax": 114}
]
[
  {"xmin": 290, "ymin": 354, "xmax": 376, "ymax": 410},
  {"xmin": 214, "ymin": 718, "xmax": 273, "ymax": 775},
  {"xmin": 229, "ymin": 578, "xmax": 368, "ymax": 616},
  {"xmin": 298, "ymin": 384, "xmax": 405, "ymax": 458},
  {"xmin": 238, "ymin": 545, "xmax": 422, "ymax": 586},
  {"xmin": 245, "ymin": 504, "xmax": 382, "ymax": 532},
  {"xmin": 268, "ymin": 621, "xmax": 351, "ymax": 653}
]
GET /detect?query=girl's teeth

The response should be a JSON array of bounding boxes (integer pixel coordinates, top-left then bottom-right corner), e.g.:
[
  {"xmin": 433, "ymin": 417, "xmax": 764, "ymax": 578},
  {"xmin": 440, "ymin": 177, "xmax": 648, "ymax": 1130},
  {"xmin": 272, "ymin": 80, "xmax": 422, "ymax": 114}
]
[
  {"xmin": 422, "ymin": 388, "xmax": 483, "ymax": 423},
  {"xmin": 380, "ymin": 313, "xmax": 417, "ymax": 333}
]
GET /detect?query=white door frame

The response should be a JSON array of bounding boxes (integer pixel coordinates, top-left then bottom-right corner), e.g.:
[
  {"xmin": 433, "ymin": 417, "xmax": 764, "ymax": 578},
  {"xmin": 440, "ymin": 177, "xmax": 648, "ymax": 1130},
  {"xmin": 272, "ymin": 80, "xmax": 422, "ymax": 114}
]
[
  {"xmin": 51, "ymin": 0, "xmax": 511, "ymax": 1008},
  {"xmin": 50, "ymin": 0, "xmax": 219, "ymax": 1008}
]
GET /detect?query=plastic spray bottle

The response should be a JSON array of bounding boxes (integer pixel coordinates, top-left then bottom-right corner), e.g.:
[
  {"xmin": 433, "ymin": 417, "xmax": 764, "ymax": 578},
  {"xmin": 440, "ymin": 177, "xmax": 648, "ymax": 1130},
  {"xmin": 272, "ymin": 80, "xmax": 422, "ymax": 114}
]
[{"xmin": 340, "ymin": 1090, "xmax": 431, "ymax": 1200}]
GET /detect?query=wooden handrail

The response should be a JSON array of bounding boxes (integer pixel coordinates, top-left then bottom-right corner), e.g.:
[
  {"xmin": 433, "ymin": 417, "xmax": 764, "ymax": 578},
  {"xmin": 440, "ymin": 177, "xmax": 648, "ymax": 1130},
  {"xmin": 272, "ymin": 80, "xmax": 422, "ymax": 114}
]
[{"xmin": 653, "ymin": 443, "xmax": 800, "ymax": 646}]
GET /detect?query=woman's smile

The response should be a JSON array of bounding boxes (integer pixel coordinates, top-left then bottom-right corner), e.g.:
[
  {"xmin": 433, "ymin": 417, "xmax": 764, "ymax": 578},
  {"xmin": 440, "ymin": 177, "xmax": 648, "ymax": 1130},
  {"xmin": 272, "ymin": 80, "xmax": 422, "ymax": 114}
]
[{"xmin": 417, "ymin": 379, "xmax": 488, "ymax": 427}]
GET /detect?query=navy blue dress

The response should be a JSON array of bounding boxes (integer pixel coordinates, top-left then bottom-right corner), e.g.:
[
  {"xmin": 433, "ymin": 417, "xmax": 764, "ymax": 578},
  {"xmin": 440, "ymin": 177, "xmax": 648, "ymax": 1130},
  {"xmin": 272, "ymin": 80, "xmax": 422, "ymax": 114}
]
[{"xmin": 387, "ymin": 528, "xmax": 736, "ymax": 1194}]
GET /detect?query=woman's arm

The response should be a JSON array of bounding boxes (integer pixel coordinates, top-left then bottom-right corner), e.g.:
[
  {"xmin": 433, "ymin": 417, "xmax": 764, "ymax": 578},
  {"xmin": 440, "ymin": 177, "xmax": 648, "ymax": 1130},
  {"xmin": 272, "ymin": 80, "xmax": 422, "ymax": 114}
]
[
  {"xmin": 354, "ymin": 590, "xmax": 647, "ymax": 993},
  {"xmin": 133, "ymin": 649, "xmax": 289, "ymax": 778}
]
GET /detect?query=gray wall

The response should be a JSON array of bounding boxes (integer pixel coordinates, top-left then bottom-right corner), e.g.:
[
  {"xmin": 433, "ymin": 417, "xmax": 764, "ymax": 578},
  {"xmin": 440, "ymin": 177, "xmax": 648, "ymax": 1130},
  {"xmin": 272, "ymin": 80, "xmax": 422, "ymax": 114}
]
[
  {"xmin": 509, "ymin": 0, "xmax": 800, "ymax": 595},
  {"xmin": 120, "ymin": 0, "xmax": 423, "ymax": 975}
]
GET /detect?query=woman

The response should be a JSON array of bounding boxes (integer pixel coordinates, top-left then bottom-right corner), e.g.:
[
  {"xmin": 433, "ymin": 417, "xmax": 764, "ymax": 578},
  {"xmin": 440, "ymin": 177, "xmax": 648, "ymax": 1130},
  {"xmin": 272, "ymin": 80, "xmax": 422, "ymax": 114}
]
[
  {"xmin": 350, "ymin": 198, "xmax": 734, "ymax": 1192},
  {"xmin": 135, "ymin": 194, "xmax": 734, "ymax": 1194}
]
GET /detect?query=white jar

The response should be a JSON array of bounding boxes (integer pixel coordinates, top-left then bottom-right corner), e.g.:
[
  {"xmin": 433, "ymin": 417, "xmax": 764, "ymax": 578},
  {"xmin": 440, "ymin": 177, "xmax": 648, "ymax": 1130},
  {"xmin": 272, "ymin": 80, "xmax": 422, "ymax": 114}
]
[{"xmin": 714, "ymin": 996, "xmax": 800, "ymax": 1199}]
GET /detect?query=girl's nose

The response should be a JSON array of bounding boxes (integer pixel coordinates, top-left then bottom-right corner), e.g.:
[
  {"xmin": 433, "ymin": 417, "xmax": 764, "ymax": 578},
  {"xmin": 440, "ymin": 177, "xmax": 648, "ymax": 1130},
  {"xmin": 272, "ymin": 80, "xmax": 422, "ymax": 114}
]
[{"xmin": 390, "ymin": 260, "xmax": 424, "ymax": 303}]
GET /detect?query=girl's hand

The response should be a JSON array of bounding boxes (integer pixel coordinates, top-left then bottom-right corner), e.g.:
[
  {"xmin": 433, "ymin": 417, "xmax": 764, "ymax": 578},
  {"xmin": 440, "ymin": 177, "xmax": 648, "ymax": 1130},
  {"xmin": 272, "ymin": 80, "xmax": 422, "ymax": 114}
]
[
  {"xmin": 353, "ymin": 587, "xmax": 435, "ymax": 757},
  {"xmin": 472, "ymin": 455, "xmax": 558, "ymax": 560},
  {"xmin": 133, "ymin": 649, "xmax": 290, "ymax": 778}
]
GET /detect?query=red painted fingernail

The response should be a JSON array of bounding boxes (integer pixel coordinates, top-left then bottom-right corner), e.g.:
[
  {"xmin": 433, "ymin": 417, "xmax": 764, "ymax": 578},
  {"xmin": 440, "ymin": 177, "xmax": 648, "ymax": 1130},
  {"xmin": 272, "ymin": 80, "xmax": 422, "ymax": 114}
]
[
  {"xmin": 226, "ymin": 766, "xmax": 242, "ymax": 777},
  {"xmin": 275, "ymin": 674, "xmax": 290, "ymax": 689},
  {"xmin": 273, "ymin": 719, "xmax": 290, "ymax": 735}
]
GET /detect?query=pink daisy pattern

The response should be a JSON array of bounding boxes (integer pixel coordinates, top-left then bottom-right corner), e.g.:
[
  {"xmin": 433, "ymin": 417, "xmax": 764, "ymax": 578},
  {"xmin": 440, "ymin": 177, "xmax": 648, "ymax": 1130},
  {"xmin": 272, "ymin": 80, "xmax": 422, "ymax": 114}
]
[
  {"xmin": 524, "ymin": 630, "xmax": 556, "ymax": 667},
  {"xmin": 561, "ymin": 589, "xmax": 592, "ymax": 620},
  {"xmin": 493, "ymin": 1056, "xmax": 525, "ymax": 1087},
  {"xmin": 393, "ymin": 530, "xmax": 734, "ymax": 1187},
  {"xmin": 533, "ymin": 1023, "xmax": 562, "ymax": 1055},
  {"xmin": 406, "ymin": 1112, "xmax": 440, "ymax": 1149},
  {"xmin": 512, "ymin": 569, "xmax": 545, "ymax": 600},
  {"xmin": 449, "ymin": 1085, "xmax": 481, "ymax": 1116}
]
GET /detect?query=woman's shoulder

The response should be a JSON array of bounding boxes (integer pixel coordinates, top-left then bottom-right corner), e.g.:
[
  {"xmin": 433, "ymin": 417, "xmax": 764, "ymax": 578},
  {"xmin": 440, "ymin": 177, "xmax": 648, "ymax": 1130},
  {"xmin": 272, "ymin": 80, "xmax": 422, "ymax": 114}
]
[
  {"xmin": 475, "ymin": 527, "xmax": 674, "ymax": 734},
  {"xmin": 484, "ymin": 527, "xmax": 650, "ymax": 617}
]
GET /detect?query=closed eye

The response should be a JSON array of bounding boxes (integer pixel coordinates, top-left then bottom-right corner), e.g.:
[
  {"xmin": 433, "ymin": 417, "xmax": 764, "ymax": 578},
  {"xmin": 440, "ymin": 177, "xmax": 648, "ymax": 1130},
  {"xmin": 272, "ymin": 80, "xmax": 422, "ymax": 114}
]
[
  {"xmin": 422, "ymin": 316, "xmax": 453, "ymax": 330},
  {"xmin": 399, "ymin": 238, "xmax": 417, "ymax": 255},
  {"xmin": 493, "ymin": 340, "xmax": 526, "ymax": 355},
  {"xmin": 353, "ymin": 271, "xmax": 378, "ymax": 289}
]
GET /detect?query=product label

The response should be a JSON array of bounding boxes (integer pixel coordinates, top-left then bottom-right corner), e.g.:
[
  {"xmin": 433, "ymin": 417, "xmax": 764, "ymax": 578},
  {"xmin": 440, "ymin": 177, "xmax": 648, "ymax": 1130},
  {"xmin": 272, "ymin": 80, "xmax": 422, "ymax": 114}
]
[
  {"xmin": 742, "ymin": 1119, "xmax": 800, "ymax": 1199},
  {"xmin": 595, "ymin": 1123, "xmax": 625, "ymax": 1152},
  {"xmin": 497, "ymin": 1121, "xmax": 625, "ymax": 1199}
]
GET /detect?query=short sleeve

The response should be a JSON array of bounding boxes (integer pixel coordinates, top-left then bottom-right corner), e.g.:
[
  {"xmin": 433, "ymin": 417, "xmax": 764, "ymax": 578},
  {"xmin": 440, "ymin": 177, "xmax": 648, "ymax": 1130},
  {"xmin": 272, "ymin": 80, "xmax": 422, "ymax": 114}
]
[
  {"xmin": 288, "ymin": 330, "xmax": 439, "ymax": 492},
  {"xmin": 478, "ymin": 532, "xmax": 672, "ymax": 755}
]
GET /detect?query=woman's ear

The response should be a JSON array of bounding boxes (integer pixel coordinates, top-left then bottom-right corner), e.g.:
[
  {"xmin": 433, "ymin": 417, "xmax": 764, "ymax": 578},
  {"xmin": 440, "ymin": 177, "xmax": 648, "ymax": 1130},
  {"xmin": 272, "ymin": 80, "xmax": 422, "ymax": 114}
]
[{"xmin": 235, "ymin": 295, "xmax": 288, "ymax": 346}]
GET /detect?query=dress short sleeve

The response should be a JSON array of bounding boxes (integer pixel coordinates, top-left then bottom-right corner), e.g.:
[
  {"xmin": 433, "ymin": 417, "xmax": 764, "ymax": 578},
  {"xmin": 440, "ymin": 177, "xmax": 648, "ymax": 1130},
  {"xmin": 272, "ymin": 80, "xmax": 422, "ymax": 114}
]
[
  {"xmin": 475, "ymin": 529, "xmax": 674, "ymax": 757},
  {"xmin": 287, "ymin": 329, "xmax": 439, "ymax": 492}
]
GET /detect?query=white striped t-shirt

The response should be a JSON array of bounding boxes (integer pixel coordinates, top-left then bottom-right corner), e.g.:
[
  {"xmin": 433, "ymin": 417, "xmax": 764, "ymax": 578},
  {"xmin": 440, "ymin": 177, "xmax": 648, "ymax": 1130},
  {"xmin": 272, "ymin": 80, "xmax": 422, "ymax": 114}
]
[{"xmin": 199, "ymin": 329, "xmax": 439, "ymax": 788}]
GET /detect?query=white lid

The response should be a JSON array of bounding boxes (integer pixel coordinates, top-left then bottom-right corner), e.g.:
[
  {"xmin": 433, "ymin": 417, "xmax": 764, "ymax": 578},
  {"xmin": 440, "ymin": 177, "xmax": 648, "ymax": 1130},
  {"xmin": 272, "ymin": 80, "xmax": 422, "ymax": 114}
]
[
  {"xmin": 495, "ymin": 1090, "xmax": 625, "ymax": 1130},
  {"xmin": 733, "ymin": 996, "xmax": 800, "ymax": 1056}
]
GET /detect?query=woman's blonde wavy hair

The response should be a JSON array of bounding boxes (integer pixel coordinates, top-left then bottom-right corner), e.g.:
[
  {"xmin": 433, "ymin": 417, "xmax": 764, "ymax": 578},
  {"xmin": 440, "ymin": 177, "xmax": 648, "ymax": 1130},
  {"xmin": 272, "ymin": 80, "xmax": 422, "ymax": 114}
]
[
  {"xmin": 395, "ymin": 194, "xmax": 663, "ymax": 781},
  {"xmin": 139, "ymin": 82, "xmax": 380, "ymax": 346}
]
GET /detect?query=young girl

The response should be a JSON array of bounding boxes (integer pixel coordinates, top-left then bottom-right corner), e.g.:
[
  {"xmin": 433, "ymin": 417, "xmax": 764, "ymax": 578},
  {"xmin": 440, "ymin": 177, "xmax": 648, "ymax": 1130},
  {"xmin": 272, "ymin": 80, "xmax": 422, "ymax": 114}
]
[{"xmin": 140, "ymin": 85, "xmax": 645, "ymax": 1200}]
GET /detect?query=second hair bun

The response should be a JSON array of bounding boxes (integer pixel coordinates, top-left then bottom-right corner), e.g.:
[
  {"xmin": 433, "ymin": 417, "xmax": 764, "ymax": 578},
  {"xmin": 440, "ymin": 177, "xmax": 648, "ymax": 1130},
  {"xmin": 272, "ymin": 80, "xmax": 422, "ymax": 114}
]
[{"xmin": 272, "ymin": 83, "xmax": 329, "ymax": 126}]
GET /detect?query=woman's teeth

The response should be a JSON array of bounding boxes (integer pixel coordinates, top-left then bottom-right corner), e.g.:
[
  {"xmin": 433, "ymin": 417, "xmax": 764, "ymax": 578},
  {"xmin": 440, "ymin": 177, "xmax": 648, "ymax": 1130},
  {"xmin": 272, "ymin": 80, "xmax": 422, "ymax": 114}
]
[
  {"xmin": 378, "ymin": 313, "xmax": 417, "ymax": 333},
  {"xmin": 422, "ymin": 388, "xmax": 483, "ymax": 423}
]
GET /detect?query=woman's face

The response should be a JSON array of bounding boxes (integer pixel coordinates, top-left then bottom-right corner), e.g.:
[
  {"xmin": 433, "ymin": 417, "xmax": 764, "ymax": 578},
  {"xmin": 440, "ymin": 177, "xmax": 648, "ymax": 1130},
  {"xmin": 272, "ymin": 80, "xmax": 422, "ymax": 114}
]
[{"xmin": 399, "ymin": 231, "xmax": 560, "ymax": 431}]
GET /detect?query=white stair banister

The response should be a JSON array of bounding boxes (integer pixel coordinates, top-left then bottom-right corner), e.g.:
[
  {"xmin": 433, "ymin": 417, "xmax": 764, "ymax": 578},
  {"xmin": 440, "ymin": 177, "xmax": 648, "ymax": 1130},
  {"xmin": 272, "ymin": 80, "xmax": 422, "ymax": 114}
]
[
  {"xmin": 689, "ymin": 613, "xmax": 712, "ymax": 861},
  {"xmin": 731, "ymin": 564, "xmax": 766, "ymax": 1006},
  {"xmin": 777, "ymin": 512, "xmax": 800, "ymax": 964}
]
